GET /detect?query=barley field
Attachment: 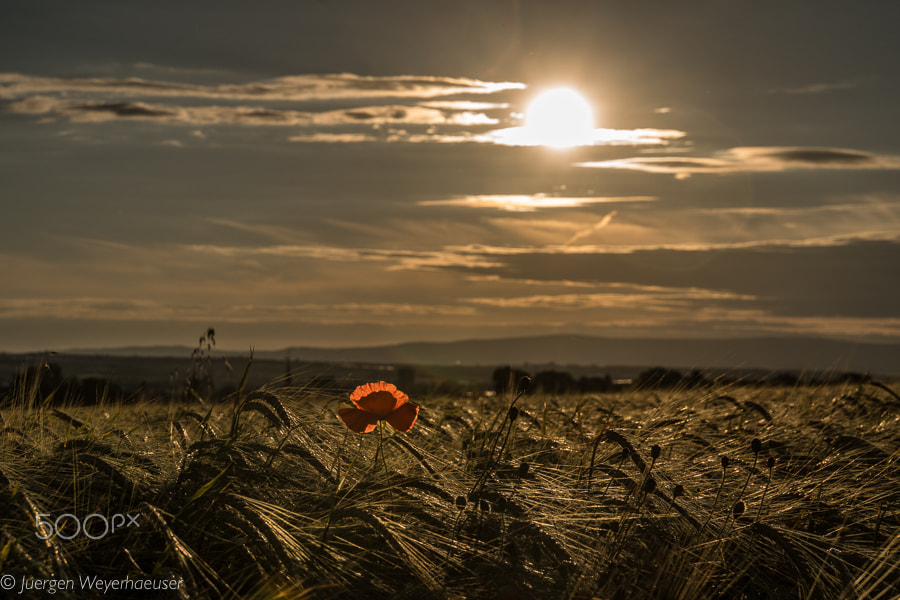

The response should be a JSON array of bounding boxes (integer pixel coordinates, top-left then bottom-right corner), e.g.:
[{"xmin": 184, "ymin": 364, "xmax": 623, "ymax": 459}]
[{"xmin": 1, "ymin": 368, "xmax": 898, "ymax": 599}]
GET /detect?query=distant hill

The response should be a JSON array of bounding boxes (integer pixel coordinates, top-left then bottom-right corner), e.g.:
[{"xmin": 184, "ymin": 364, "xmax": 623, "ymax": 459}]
[
  {"xmin": 53, "ymin": 335, "xmax": 900, "ymax": 376},
  {"xmin": 270, "ymin": 335, "xmax": 900, "ymax": 375},
  {"xmin": 62, "ymin": 345, "xmax": 196, "ymax": 358}
]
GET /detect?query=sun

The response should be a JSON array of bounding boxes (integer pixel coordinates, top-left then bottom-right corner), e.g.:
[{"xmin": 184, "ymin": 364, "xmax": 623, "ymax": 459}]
[{"xmin": 524, "ymin": 88, "xmax": 594, "ymax": 148}]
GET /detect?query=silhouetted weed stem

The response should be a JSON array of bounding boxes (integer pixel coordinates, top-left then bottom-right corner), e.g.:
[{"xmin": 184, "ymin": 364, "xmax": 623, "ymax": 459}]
[
  {"xmin": 389, "ymin": 434, "xmax": 438, "ymax": 477},
  {"xmin": 584, "ymin": 433, "xmax": 604, "ymax": 491},
  {"xmin": 603, "ymin": 447, "xmax": 629, "ymax": 496},
  {"xmin": 755, "ymin": 456, "xmax": 776, "ymax": 524},
  {"xmin": 468, "ymin": 377, "xmax": 529, "ymax": 499},
  {"xmin": 873, "ymin": 503, "xmax": 886, "ymax": 548},
  {"xmin": 737, "ymin": 438, "xmax": 762, "ymax": 503},
  {"xmin": 226, "ymin": 349, "xmax": 254, "ymax": 445},
  {"xmin": 668, "ymin": 484, "xmax": 685, "ymax": 517},
  {"xmin": 330, "ymin": 429, "xmax": 352, "ymax": 480},
  {"xmin": 714, "ymin": 501, "xmax": 746, "ymax": 558},
  {"xmin": 322, "ymin": 442, "xmax": 369, "ymax": 542},
  {"xmin": 869, "ymin": 380, "xmax": 900, "ymax": 402},
  {"xmin": 623, "ymin": 444, "xmax": 659, "ymax": 506},
  {"xmin": 262, "ymin": 422, "xmax": 297, "ymax": 471},
  {"xmin": 611, "ymin": 476, "xmax": 659, "ymax": 563},
  {"xmin": 638, "ymin": 444, "xmax": 661, "ymax": 500},
  {"xmin": 700, "ymin": 456, "xmax": 730, "ymax": 533}
]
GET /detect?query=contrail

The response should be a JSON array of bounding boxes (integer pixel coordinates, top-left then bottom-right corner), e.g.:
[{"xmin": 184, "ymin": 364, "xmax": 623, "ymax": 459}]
[{"xmin": 563, "ymin": 210, "xmax": 616, "ymax": 247}]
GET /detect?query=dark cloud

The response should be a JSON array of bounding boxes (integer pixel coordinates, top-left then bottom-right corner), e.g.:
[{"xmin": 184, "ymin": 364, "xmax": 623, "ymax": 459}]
[
  {"xmin": 344, "ymin": 110, "xmax": 376, "ymax": 120},
  {"xmin": 5, "ymin": 95, "xmax": 497, "ymax": 132},
  {"xmin": 761, "ymin": 148, "xmax": 872, "ymax": 165},
  {"xmin": 767, "ymin": 77, "xmax": 874, "ymax": 95},
  {"xmin": 0, "ymin": 72, "xmax": 524, "ymax": 102},
  {"xmin": 469, "ymin": 240, "xmax": 900, "ymax": 320},
  {"xmin": 73, "ymin": 101, "xmax": 176, "ymax": 118},
  {"xmin": 579, "ymin": 147, "xmax": 900, "ymax": 176}
]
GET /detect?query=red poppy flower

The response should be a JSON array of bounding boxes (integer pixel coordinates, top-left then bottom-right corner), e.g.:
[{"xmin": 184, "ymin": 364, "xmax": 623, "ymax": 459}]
[{"xmin": 338, "ymin": 381, "xmax": 419, "ymax": 433}]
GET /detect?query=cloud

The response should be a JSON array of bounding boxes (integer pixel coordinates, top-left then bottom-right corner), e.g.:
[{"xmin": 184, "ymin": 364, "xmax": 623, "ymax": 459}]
[
  {"xmin": 464, "ymin": 287, "xmax": 755, "ymax": 311},
  {"xmin": 0, "ymin": 297, "xmax": 476, "ymax": 322},
  {"xmin": 578, "ymin": 146, "xmax": 900, "ymax": 176},
  {"xmin": 3, "ymin": 71, "xmax": 689, "ymax": 147},
  {"xmin": 489, "ymin": 126, "xmax": 685, "ymax": 147},
  {"xmin": 696, "ymin": 198, "xmax": 900, "ymax": 218},
  {"xmin": 464, "ymin": 275, "xmax": 596, "ymax": 288},
  {"xmin": 287, "ymin": 133, "xmax": 378, "ymax": 143},
  {"xmin": 1, "ymin": 71, "xmax": 524, "ymax": 144},
  {"xmin": 767, "ymin": 77, "xmax": 874, "ymax": 95},
  {"xmin": 469, "ymin": 239, "xmax": 900, "ymax": 321},
  {"xmin": 185, "ymin": 243, "xmax": 505, "ymax": 271},
  {"xmin": 0, "ymin": 72, "xmax": 525, "ymax": 102},
  {"xmin": 7, "ymin": 95, "xmax": 498, "ymax": 128},
  {"xmin": 737, "ymin": 147, "xmax": 877, "ymax": 166},
  {"xmin": 446, "ymin": 230, "xmax": 900, "ymax": 257},
  {"xmin": 684, "ymin": 308, "xmax": 900, "ymax": 337},
  {"xmin": 418, "ymin": 194, "xmax": 656, "ymax": 212},
  {"xmin": 418, "ymin": 101, "xmax": 510, "ymax": 110}
]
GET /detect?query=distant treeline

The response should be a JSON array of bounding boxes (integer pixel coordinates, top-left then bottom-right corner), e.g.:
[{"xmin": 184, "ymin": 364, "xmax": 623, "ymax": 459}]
[
  {"xmin": 0, "ymin": 359, "xmax": 875, "ymax": 408},
  {"xmin": 491, "ymin": 365, "xmax": 871, "ymax": 395}
]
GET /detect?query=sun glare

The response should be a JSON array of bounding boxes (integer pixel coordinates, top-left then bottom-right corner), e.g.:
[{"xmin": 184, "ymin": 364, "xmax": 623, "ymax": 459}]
[{"xmin": 524, "ymin": 88, "xmax": 594, "ymax": 148}]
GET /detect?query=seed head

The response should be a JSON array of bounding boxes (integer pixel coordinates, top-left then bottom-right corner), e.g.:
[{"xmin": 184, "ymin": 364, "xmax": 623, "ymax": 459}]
[
  {"xmin": 455, "ymin": 495, "xmax": 467, "ymax": 510},
  {"xmin": 517, "ymin": 376, "xmax": 531, "ymax": 395},
  {"xmin": 672, "ymin": 484, "xmax": 685, "ymax": 500},
  {"xmin": 751, "ymin": 438, "xmax": 762, "ymax": 454},
  {"xmin": 508, "ymin": 406, "xmax": 519, "ymax": 422},
  {"xmin": 479, "ymin": 499, "xmax": 491, "ymax": 513},
  {"xmin": 642, "ymin": 477, "xmax": 657, "ymax": 494},
  {"xmin": 767, "ymin": 456, "xmax": 776, "ymax": 470},
  {"xmin": 721, "ymin": 456, "xmax": 730, "ymax": 470},
  {"xmin": 517, "ymin": 461, "xmax": 530, "ymax": 478},
  {"xmin": 650, "ymin": 444, "xmax": 661, "ymax": 460},
  {"xmin": 733, "ymin": 501, "xmax": 745, "ymax": 517}
]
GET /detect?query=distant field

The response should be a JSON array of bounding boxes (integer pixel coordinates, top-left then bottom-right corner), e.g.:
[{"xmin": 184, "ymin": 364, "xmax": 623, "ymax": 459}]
[{"xmin": 1, "ymin": 371, "xmax": 898, "ymax": 599}]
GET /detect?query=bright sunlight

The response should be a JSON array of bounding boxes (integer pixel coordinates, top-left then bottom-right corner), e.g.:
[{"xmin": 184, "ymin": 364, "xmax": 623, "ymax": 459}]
[{"xmin": 524, "ymin": 88, "xmax": 595, "ymax": 148}]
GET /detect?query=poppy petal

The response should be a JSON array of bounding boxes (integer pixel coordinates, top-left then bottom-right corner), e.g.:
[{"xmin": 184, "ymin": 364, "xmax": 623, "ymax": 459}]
[
  {"xmin": 356, "ymin": 390, "xmax": 406, "ymax": 417},
  {"xmin": 338, "ymin": 407, "xmax": 378, "ymax": 433},
  {"xmin": 385, "ymin": 402, "xmax": 419, "ymax": 432},
  {"xmin": 350, "ymin": 381, "xmax": 391, "ymax": 405},
  {"xmin": 350, "ymin": 381, "xmax": 407, "ymax": 411}
]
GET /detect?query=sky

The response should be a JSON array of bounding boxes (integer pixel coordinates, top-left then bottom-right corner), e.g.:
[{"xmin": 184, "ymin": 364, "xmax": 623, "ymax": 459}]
[{"xmin": 2, "ymin": 0, "xmax": 899, "ymax": 353}]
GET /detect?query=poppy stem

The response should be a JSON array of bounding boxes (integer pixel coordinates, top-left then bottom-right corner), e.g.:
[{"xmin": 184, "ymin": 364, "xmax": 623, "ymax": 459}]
[{"xmin": 376, "ymin": 420, "xmax": 389, "ymax": 476}]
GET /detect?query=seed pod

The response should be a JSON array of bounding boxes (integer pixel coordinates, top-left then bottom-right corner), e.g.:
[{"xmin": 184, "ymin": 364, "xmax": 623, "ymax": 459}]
[
  {"xmin": 508, "ymin": 406, "xmax": 519, "ymax": 422},
  {"xmin": 517, "ymin": 461, "xmax": 530, "ymax": 478},
  {"xmin": 642, "ymin": 477, "xmax": 657, "ymax": 494},
  {"xmin": 721, "ymin": 456, "xmax": 730, "ymax": 470},
  {"xmin": 479, "ymin": 499, "xmax": 491, "ymax": 513},
  {"xmin": 751, "ymin": 438, "xmax": 762, "ymax": 454},
  {"xmin": 733, "ymin": 501, "xmax": 745, "ymax": 517},
  {"xmin": 516, "ymin": 376, "xmax": 531, "ymax": 395},
  {"xmin": 767, "ymin": 456, "xmax": 776, "ymax": 470},
  {"xmin": 650, "ymin": 444, "xmax": 661, "ymax": 460},
  {"xmin": 495, "ymin": 495, "xmax": 508, "ymax": 513},
  {"xmin": 672, "ymin": 484, "xmax": 685, "ymax": 499},
  {"xmin": 455, "ymin": 495, "xmax": 467, "ymax": 510}
]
